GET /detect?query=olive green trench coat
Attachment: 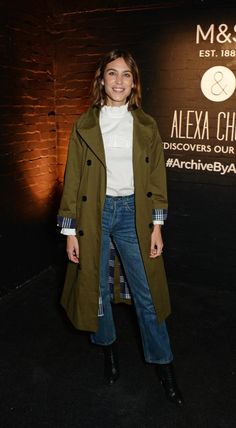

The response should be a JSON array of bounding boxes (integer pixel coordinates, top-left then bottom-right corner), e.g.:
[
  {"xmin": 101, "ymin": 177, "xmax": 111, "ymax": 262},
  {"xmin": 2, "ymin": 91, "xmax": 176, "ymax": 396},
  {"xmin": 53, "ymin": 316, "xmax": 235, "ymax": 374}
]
[{"xmin": 58, "ymin": 106, "xmax": 171, "ymax": 332}]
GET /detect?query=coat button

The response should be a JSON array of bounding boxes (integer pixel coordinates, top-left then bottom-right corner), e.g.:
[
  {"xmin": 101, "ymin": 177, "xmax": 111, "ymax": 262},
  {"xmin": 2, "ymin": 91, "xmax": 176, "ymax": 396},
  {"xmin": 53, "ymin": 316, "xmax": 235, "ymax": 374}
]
[
  {"xmin": 78, "ymin": 230, "xmax": 84, "ymax": 236},
  {"xmin": 82, "ymin": 196, "xmax": 87, "ymax": 201},
  {"xmin": 145, "ymin": 156, "xmax": 149, "ymax": 163},
  {"xmin": 147, "ymin": 192, "xmax": 152, "ymax": 197},
  {"xmin": 87, "ymin": 160, "xmax": 92, "ymax": 165}
]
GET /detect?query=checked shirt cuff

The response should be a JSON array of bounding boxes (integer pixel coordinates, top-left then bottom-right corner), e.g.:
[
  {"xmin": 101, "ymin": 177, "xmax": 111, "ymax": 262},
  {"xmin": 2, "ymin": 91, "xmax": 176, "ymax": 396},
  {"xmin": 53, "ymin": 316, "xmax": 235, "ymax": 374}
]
[
  {"xmin": 57, "ymin": 215, "xmax": 77, "ymax": 235},
  {"xmin": 152, "ymin": 208, "xmax": 168, "ymax": 225}
]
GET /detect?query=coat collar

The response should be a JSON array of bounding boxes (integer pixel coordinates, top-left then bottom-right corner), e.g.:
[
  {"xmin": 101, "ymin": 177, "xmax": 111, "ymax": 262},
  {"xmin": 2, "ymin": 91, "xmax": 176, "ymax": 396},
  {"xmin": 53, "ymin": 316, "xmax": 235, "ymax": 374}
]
[
  {"xmin": 76, "ymin": 106, "xmax": 154, "ymax": 166},
  {"xmin": 76, "ymin": 106, "xmax": 106, "ymax": 166}
]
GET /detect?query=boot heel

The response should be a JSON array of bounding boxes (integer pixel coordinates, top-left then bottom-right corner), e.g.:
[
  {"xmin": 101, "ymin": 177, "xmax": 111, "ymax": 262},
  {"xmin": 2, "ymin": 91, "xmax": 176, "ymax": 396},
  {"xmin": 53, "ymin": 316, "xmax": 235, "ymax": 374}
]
[
  {"xmin": 157, "ymin": 363, "xmax": 184, "ymax": 406},
  {"xmin": 103, "ymin": 342, "xmax": 119, "ymax": 385}
]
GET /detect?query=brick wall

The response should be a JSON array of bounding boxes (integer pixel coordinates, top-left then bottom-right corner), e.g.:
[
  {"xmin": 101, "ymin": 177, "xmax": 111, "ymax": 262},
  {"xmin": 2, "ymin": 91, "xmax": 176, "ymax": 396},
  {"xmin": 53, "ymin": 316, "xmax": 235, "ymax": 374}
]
[
  {"xmin": 1, "ymin": 2, "xmax": 57, "ymax": 220},
  {"xmin": 53, "ymin": 0, "xmax": 188, "ymax": 185},
  {"xmin": 0, "ymin": 1, "xmax": 57, "ymax": 294},
  {"xmin": 0, "ymin": 0, "xmax": 235, "ymax": 294}
]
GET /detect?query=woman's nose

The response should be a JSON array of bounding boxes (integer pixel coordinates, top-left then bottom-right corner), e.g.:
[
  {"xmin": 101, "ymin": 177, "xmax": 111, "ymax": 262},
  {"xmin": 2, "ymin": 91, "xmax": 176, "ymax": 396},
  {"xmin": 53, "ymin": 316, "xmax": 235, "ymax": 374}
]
[{"xmin": 115, "ymin": 74, "xmax": 123, "ymax": 84}]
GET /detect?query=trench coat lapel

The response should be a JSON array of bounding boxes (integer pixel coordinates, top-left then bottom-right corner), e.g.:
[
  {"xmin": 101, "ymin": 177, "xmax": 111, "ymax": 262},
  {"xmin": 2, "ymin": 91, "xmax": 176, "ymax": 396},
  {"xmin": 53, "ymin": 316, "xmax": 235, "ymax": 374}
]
[
  {"xmin": 77, "ymin": 107, "xmax": 106, "ymax": 167},
  {"xmin": 76, "ymin": 106, "xmax": 153, "ymax": 169}
]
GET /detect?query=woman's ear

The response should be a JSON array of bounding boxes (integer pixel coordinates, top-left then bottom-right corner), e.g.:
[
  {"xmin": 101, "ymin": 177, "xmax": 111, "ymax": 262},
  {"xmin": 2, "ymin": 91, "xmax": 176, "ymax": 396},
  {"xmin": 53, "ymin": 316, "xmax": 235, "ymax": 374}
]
[{"xmin": 101, "ymin": 79, "xmax": 104, "ymax": 85}]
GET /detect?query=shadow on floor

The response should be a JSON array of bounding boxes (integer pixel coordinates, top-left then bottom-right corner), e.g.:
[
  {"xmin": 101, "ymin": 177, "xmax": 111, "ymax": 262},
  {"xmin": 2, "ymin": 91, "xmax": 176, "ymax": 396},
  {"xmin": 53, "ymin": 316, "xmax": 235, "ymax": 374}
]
[{"xmin": 0, "ymin": 266, "xmax": 235, "ymax": 428}]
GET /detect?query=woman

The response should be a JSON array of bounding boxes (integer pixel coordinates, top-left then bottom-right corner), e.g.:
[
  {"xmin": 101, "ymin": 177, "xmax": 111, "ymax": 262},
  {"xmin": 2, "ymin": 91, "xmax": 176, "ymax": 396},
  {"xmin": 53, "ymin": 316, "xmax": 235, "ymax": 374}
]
[{"xmin": 57, "ymin": 49, "xmax": 183, "ymax": 406}]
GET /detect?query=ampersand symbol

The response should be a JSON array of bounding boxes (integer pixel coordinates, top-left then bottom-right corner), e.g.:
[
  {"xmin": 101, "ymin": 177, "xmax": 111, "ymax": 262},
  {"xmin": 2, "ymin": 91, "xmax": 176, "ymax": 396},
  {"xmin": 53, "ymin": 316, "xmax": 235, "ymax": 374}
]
[
  {"xmin": 211, "ymin": 71, "xmax": 228, "ymax": 96},
  {"xmin": 216, "ymin": 24, "xmax": 232, "ymax": 43}
]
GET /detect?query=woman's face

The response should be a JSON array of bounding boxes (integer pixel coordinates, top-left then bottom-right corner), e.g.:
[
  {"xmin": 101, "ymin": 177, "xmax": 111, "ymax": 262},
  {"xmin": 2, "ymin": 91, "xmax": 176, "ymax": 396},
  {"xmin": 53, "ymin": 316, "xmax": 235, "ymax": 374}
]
[{"xmin": 102, "ymin": 57, "xmax": 134, "ymax": 107}]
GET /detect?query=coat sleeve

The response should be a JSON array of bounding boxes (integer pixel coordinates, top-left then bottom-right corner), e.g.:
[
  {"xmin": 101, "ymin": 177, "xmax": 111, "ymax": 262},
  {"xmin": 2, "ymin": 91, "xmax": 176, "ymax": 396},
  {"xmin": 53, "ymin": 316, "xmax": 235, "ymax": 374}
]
[
  {"xmin": 57, "ymin": 122, "xmax": 82, "ymax": 228},
  {"xmin": 150, "ymin": 120, "xmax": 168, "ymax": 214}
]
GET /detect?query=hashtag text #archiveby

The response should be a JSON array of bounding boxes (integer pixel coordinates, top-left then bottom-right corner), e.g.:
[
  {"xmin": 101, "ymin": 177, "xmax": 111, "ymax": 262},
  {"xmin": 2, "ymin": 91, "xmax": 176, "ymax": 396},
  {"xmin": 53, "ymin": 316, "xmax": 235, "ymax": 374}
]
[{"xmin": 165, "ymin": 158, "xmax": 236, "ymax": 175}]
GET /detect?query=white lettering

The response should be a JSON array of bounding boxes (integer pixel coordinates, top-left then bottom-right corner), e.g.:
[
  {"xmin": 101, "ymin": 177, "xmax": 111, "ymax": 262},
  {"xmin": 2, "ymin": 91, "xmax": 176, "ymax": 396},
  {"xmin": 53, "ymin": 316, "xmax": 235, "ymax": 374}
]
[
  {"xmin": 214, "ymin": 162, "xmax": 221, "ymax": 172},
  {"xmin": 206, "ymin": 164, "xmax": 213, "ymax": 171},
  {"xmin": 228, "ymin": 163, "xmax": 236, "ymax": 173},
  {"xmin": 166, "ymin": 158, "xmax": 235, "ymax": 174},
  {"xmin": 170, "ymin": 110, "xmax": 209, "ymax": 140},
  {"xmin": 220, "ymin": 165, "xmax": 229, "ymax": 175},
  {"xmin": 170, "ymin": 110, "xmax": 178, "ymax": 138},
  {"xmin": 196, "ymin": 24, "xmax": 214, "ymax": 44},
  {"xmin": 186, "ymin": 110, "xmax": 194, "ymax": 139},
  {"xmin": 196, "ymin": 24, "xmax": 236, "ymax": 44},
  {"xmin": 217, "ymin": 112, "xmax": 225, "ymax": 141},
  {"xmin": 214, "ymin": 145, "xmax": 235, "ymax": 154},
  {"xmin": 217, "ymin": 112, "xmax": 236, "ymax": 141},
  {"xmin": 164, "ymin": 141, "xmax": 212, "ymax": 152}
]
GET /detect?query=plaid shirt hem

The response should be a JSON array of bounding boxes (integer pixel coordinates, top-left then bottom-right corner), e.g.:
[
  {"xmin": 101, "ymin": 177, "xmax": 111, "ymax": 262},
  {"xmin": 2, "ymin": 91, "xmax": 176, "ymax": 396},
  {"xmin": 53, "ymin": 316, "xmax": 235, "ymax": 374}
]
[
  {"xmin": 98, "ymin": 240, "xmax": 131, "ymax": 317},
  {"xmin": 58, "ymin": 211, "xmax": 167, "ymax": 317}
]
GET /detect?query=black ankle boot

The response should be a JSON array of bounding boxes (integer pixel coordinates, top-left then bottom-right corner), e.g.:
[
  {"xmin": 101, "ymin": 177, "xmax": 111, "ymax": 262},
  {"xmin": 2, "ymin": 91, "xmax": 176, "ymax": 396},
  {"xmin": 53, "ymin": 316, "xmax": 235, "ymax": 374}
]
[
  {"xmin": 102, "ymin": 342, "xmax": 119, "ymax": 385},
  {"xmin": 157, "ymin": 363, "xmax": 184, "ymax": 406}
]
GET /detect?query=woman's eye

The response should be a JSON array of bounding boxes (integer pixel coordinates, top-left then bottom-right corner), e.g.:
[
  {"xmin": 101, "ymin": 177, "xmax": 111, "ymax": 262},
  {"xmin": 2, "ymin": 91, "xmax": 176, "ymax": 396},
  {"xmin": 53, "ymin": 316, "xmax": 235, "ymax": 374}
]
[{"xmin": 108, "ymin": 71, "xmax": 115, "ymax": 76}]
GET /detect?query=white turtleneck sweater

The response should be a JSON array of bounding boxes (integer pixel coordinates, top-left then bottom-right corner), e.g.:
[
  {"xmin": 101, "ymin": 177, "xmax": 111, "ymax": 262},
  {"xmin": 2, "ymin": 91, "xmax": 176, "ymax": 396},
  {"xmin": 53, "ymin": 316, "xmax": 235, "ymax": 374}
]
[
  {"xmin": 61, "ymin": 104, "xmax": 163, "ymax": 235},
  {"xmin": 99, "ymin": 103, "xmax": 134, "ymax": 196}
]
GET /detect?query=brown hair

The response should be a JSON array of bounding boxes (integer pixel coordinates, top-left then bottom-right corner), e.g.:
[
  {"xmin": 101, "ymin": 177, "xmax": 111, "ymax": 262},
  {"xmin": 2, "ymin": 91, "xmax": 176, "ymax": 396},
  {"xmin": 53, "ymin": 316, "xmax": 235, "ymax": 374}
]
[{"xmin": 91, "ymin": 49, "xmax": 142, "ymax": 110}]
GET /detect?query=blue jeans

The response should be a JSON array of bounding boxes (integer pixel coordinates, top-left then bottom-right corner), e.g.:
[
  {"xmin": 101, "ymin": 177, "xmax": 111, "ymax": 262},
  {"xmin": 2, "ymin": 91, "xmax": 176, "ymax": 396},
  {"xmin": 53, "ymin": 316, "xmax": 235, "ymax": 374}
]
[{"xmin": 91, "ymin": 194, "xmax": 173, "ymax": 364}]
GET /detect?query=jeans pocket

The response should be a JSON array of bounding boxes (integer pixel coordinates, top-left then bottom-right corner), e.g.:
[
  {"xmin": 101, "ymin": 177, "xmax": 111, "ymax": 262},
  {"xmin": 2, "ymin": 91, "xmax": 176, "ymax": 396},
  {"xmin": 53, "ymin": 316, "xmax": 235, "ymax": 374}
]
[{"xmin": 124, "ymin": 200, "xmax": 135, "ymax": 213}]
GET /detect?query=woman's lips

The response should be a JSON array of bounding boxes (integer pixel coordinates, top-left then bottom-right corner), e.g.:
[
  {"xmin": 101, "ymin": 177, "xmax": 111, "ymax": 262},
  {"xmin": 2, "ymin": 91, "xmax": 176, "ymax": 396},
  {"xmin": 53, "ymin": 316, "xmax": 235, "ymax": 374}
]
[{"xmin": 112, "ymin": 87, "xmax": 125, "ymax": 92}]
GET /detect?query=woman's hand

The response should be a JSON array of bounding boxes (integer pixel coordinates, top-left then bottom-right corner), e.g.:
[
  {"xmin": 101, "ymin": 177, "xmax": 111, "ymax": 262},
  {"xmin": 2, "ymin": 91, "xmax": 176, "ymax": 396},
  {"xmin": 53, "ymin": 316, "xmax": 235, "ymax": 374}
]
[
  {"xmin": 66, "ymin": 235, "xmax": 80, "ymax": 263},
  {"xmin": 149, "ymin": 224, "xmax": 163, "ymax": 258}
]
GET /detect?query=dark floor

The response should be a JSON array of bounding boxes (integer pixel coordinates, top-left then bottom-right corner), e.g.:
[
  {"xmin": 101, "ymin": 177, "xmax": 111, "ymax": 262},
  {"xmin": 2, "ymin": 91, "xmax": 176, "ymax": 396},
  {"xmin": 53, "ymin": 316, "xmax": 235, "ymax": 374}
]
[{"xmin": 0, "ymin": 266, "xmax": 235, "ymax": 428}]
